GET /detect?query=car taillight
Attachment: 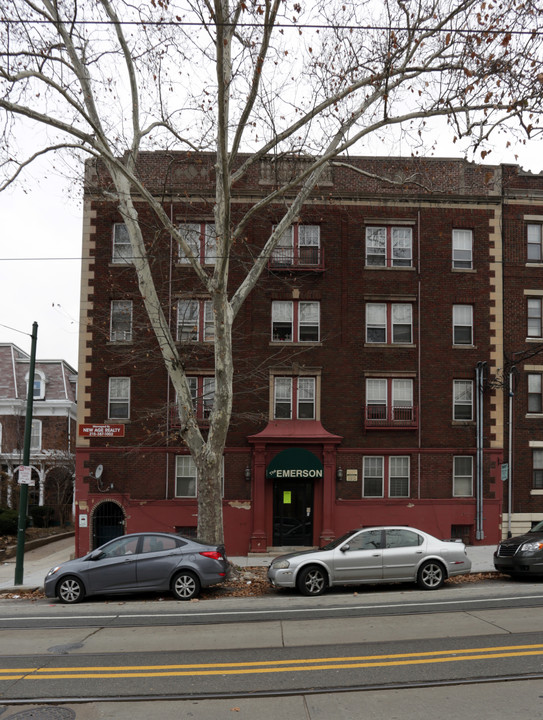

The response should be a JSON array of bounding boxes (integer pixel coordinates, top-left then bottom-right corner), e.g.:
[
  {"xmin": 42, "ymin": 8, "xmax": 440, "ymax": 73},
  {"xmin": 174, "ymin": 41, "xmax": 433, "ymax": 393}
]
[{"xmin": 200, "ymin": 551, "xmax": 223, "ymax": 561}]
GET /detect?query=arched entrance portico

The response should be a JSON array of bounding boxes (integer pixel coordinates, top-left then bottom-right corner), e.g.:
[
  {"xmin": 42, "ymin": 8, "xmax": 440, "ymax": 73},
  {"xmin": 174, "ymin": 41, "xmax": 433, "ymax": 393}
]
[{"xmin": 248, "ymin": 420, "xmax": 342, "ymax": 552}]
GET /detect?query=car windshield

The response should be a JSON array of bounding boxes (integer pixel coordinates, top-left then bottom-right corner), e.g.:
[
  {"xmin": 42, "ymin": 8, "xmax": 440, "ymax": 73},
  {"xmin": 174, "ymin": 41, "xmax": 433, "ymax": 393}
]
[
  {"xmin": 529, "ymin": 521, "xmax": 543, "ymax": 533},
  {"xmin": 320, "ymin": 530, "xmax": 358, "ymax": 551}
]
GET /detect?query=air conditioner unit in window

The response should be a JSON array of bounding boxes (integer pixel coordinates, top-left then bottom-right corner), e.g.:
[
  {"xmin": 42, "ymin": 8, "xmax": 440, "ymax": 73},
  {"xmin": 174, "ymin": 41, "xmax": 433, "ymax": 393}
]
[{"xmin": 111, "ymin": 331, "xmax": 132, "ymax": 342}]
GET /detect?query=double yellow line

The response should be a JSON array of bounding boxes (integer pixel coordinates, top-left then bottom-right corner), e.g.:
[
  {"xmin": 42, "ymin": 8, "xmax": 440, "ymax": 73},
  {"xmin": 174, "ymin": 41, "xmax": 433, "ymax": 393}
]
[{"xmin": 1, "ymin": 642, "xmax": 543, "ymax": 680}]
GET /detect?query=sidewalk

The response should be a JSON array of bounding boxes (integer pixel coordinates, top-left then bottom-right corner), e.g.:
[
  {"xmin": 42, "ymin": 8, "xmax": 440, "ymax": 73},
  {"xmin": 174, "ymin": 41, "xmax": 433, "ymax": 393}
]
[{"xmin": 0, "ymin": 536, "xmax": 497, "ymax": 594}]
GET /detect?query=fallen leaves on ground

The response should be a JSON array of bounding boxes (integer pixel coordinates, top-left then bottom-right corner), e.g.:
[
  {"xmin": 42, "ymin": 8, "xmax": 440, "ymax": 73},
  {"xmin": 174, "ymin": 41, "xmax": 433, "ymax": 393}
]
[{"xmin": 0, "ymin": 567, "xmax": 508, "ymax": 601}]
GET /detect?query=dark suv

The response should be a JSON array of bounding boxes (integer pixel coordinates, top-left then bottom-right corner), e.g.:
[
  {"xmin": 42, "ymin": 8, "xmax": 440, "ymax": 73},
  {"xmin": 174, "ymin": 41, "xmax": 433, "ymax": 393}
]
[{"xmin": 494, "ymin": 521, "xmax": 543, "ymax": 577}]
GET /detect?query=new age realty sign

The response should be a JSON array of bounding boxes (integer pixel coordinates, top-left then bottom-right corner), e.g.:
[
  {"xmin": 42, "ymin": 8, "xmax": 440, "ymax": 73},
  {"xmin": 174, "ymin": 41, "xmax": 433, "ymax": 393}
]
[{"xmin": 266, "ymin": 448, "xmax": 323, "ymax": 479}]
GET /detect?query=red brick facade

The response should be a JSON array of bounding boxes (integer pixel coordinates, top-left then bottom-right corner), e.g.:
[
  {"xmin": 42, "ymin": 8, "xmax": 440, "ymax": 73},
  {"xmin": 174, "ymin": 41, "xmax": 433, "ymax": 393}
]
[{"xmin": 74, "ymin": 154, "xmax": 543, "ymax": 556}]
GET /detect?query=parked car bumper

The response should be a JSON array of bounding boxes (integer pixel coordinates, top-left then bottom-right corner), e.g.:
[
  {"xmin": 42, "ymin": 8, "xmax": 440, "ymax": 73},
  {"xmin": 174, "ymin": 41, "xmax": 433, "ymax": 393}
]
[
  {"xmin": 494, "ymin": 554, "xmax": 543, "ymax": 575},
  {"xmin": 267, "ymin": 565, "xmax": 296, "ymax": 588}
]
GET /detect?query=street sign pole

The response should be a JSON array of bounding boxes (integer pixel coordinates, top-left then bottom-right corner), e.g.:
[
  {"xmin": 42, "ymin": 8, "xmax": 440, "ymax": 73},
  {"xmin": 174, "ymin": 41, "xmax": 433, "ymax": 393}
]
[{"xmin": 14, "ymin": 322, "xmax": 38, "ymax": 586}]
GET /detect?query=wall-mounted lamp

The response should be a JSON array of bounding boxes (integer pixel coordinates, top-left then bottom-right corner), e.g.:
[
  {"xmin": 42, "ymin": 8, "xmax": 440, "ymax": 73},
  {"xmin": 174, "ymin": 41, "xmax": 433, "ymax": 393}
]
[
  {"xmin": 336, "ymin": 467, "xmax": 343, "ymax": 481},
  {"xmin": 244, "ymin": 465, "xmax": 251, "ymax": 481}
]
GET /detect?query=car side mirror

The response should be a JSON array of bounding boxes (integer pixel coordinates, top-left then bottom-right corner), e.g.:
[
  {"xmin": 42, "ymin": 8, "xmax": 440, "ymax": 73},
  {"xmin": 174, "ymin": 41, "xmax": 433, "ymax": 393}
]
[
  {"xmin": 340, "ymin": 544, "xmax": 350, "ymax": 553},
  {"xmin": 89, "ymin": 550, "xmax": 104, "ymax": 561}
]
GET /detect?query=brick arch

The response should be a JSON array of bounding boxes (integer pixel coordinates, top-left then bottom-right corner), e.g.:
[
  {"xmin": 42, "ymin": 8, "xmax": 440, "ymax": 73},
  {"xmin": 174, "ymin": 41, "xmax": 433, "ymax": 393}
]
[{"xmin": 90, "ymin": 500, "xmax": 126, "ymax": 549}]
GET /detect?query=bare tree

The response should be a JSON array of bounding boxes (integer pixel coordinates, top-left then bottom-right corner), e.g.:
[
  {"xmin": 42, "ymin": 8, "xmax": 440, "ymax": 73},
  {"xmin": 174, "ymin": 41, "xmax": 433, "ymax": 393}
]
[{"xmin": 1, "ymin": 0, "xmax": 542, "ymax": 543}]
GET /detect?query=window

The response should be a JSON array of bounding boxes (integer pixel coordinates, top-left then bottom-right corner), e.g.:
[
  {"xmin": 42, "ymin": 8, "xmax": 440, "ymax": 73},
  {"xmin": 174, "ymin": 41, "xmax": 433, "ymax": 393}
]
[
  {"xmin": 528, "ymin": 374, "xmax": 543, "ymax": 413},
  {"xmin": 533, "ymin": 450, "xmax": 543, "ymax": 489},
  {"xmin": 362, "ymin": 456, "xmax": 410, "ymax": 498},
  {"xmin": 177, "ymin": 300, "xmax": 214, "ymax": 342},
  {"xmin": 110, "ymin": 300, "xmax": 133, "ymax": 342},
  {"xmin": 108, "ymin": 377, "xmax": 130, "ymax": 419},
  {"xmin": 389, "ymin": 456, "xmax": 410, "ymax": 497},
  {"xmin": 453, "ymin": 304, "xmax": 473, "ymax": 345},
  {"xmin": 366, "ymin": 303, "xmax": 412, "ymax": 344},
  {"xmin": 453, "ymin": 456, "xmax": 473, "ymax": 496},
  {"xmin": 272, "ymin": 224, "xmax": 321, "ymax": 266},
  {"xmin": 528, "ymin": 224, "xmax": 543, "ymax": 262},
  {"xmin": 141, "ymin": 535, "xmax": 180, "ymax": 553},
  {"xmin": 27, "ymin": 370, "xmax": 45, "ymax": 400},
  {"xmin": 274, "ymin": 377, "xmax": 315, "ymax": 420},
  {"xmin": 112, "ymin": 223, "xmax": 133, "ymax": 264},
  {"xmin": 528, "ymin": 298, "xmax": 542, "ymax": 338},
  {"xmin": 385, "ymin": 528, "xmax": 423, "ymax": 548},
  {"xmin": 453, "ymin": 380, "xmax": 473, "ymax": 421},
  {"xmin": 452, "ymin": 229, "xmax": 473, "ymax": 269},
  {"xmin": 271, "ymin": 301, "xmax": 320, "ymax": 342},
  {"xmin": 178, "ymin": 223, "xmax": 216, "ymax": 265},
  {"xmin": 366, "ymin": 378, "xmax": 413, "ymax": 422},
  {"xmin": 187, "ymin": 376, "xmax": 215, "ymax": 420},
  {"xmin": 365, "ymin": 226, "xmax": 412, "ymax": 267},
  {"xmin": 175, "ymin": 455, "xmax": 197, "ymax": 497},
  {"xmin": 175, "ymin": 455, "xmax": 224, "ymax": 497},
  {"xmin": 30, "ymin": 419, "xmax": 42, "ymax": 451}
]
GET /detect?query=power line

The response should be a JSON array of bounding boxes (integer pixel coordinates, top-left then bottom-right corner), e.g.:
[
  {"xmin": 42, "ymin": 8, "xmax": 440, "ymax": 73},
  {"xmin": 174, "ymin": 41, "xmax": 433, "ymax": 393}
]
[{"xmin": 2, "ymin": 17, "xmax": 541, "ymax": 37}]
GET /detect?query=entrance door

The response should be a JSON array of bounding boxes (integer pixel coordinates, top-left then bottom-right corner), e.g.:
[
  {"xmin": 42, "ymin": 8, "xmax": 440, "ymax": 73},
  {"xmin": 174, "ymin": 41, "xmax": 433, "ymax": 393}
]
[
  {"xmin": 92, "ymin": 501, "xmax": 125, "ymax": 549},
  {"xmin": 273, "ymin": 480, "xmax": 313, "ymax": 546}
]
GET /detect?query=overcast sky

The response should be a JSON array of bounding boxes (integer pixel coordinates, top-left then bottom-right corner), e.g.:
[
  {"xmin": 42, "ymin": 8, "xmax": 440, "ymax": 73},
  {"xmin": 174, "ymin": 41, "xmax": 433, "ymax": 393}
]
[{"xmin": 0, "ymin": 138, "xmax": 541, "ymax": 372}]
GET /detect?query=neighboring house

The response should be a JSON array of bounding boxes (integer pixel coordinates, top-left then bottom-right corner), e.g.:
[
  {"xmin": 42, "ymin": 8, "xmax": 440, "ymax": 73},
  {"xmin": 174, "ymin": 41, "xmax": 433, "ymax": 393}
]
[
  {"xmin": 0, "ymin": 343, "xmax": 77, "ymax": 525},
  {"xmin": 74, "ymin": 152, "xmax": 543, "ymax": 556}
]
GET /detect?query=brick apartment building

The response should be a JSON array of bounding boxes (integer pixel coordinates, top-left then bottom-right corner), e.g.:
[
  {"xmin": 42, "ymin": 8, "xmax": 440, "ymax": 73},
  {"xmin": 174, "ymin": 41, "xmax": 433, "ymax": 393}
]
[
  {"xmin": 74, "ymin": 153, "xmax": 543, "ymax": 557},
  {"xmin": 0, "ymin": 343, "xmax": 77, "ymax": 524}
]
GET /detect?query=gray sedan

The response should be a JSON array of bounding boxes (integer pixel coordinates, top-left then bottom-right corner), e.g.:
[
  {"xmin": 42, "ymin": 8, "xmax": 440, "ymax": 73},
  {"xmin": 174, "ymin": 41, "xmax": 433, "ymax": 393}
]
[
  {"xmin": 268, "ymin": 526, "xmax": 471, "ymax": 596},
  {"xmin": 45, "ymin": 532, "xmax": 228, "ymax": 603}
]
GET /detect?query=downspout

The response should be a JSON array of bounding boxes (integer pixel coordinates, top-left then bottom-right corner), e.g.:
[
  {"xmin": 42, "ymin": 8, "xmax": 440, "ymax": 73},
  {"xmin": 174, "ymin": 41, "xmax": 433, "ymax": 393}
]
[
  {"xmin": 165, "ymin": 200, "xmax": 174, "ymax": 499},
  {"xmin": 476, "ymin": 361, "xmax": 486, "ymax": 540},
  {"xmin": 417, "ymin": 211, "xmax": 421, "ymax": 499}
]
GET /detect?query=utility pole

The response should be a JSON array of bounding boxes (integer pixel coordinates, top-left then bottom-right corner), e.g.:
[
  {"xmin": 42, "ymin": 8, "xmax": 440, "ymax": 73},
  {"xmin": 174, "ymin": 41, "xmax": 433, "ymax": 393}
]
[{"xmin": 14, "ymin": 322, "xmax": 38, "ymax": 586}]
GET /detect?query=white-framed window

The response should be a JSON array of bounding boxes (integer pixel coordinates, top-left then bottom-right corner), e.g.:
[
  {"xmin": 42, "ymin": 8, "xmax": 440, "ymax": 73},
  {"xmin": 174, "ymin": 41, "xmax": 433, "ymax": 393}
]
[
  {"xmin": 110, "ymin": 300, "xmax": 133, "ymax": 342},
  {"xmin": 112, "ymin": 223, "xmax": 133, "ymax": 264},
  {"xmin": 365, "ymin": 226, "xmax": 412, "ymax": 267},
  {"xmin": 175, "ymin": 454, "xmax": 224, "ymax": 497},
  {"xmin": 175, "ymin": 455, "xmax": 197, "ymax": 497},
  {"xmin": 362, "ymin": 456, "xmax": 410, "ymax": 498},
  {"xmin": 366, "ymin": 303, "xmax": 412, "ymax": 344},
  {"xmin": 271, "ymin": 301, "xmax": 320, "ymax": 342},
  {"xmin": 272, "ymin": 224, "xmax": 321, "ymax": 266},
  {"xmin": 178, "ymin": 223, "xmax": 216, "ymax": 265},
  {"xmin": 533, "ymin": 450, "xmax": 543, "ymax": 489},
  {"xmin": 389, "ymin": 456, "xmax": 410, "ymax": 497},
  {"xmin": 453, "ymin": 456, "xmax": 473, "ymax": 496},
  {"xmin": 187, "ymin": 376, "xmax": 215, "ymax": 420},
  {"xmin": 528, "ymin": 298, "xmax": 542, "ymax": 338},
  {"xmin": 528, "ymin": 373, "xmax": 543, "ymax": 413},
  {"xmin": 108, "ymin": 377, "xmax": 130, "ymax": 419},
  {"xmin": 453, "ymin": 380, "xmax": 473, "ymax": 421},
  {"xmin": 177, "ymin": 300, "xmax": 214, "ymax": 342},
  {"xmin": 30, "ymin": 419, "xmax": 42, "ymax": 451},
  {"xmin": 274, "ymin": 376, "xmax": 315, "ymax": 420},
  {"xmin": 452, "ymin": 229, "xmax": 473, "ymax": 269},
  {"xmin": 26, "ymin": 370, "xmax": 46, "ymax": 400},
  {"xmin": 366, "ymin": 378, "xmax": 413, "ymax": 422},
  {"xmin": 453, "ymin": 304, "xmax": 473, "ymax": 345},
  {"xmin": 528, "ymin": 224, "xmax": 543, "ymax": 262}
]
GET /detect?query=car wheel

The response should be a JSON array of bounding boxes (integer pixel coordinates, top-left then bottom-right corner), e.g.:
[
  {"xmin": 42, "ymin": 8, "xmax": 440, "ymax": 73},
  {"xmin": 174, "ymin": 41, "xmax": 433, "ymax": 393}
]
[
  {"xmin": 57, "ymin": 576, "xmax": 85, "ymax": 604},
  {"xmin": 417, "ymin": 560, "xmax": 445, "ymax": 590},
  {"xmin": 297, "ymin": 565, "xmax": 328, "ymax": 596},
  {"xmin": 171, "ymin": 570, "xmax": 201, "ymax": 600}
]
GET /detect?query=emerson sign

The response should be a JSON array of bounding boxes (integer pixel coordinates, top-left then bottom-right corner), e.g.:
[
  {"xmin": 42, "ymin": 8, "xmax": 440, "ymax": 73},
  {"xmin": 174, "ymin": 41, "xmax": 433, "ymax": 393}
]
[{"xmin": 266, "ymin": 448, "xmax": 323, "ymax": 480}]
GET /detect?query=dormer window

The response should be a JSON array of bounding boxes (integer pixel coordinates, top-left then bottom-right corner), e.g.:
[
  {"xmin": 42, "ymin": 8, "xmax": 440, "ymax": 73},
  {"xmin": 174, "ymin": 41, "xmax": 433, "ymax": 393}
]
[{"xmin": 26, "ymin": 370, "xmax": 46, "ymax": 400}]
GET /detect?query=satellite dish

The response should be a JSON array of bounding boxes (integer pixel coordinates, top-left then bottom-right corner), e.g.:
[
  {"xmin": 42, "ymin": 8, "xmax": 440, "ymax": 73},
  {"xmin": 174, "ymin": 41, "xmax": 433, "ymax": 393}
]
[{"xmin": 95, "ymin": 464, "xmax": 104, "ymax": 479}]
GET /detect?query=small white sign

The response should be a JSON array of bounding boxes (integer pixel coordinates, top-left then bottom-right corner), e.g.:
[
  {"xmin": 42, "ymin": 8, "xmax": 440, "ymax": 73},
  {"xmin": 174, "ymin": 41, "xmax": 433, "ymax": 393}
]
[
  {"xmin": 17, "ymin": 466, "xmax": 34, "ymax": 486},
  {"xmin": 79, "ymin": 514, "xmax": 88, "ymax": 528}
]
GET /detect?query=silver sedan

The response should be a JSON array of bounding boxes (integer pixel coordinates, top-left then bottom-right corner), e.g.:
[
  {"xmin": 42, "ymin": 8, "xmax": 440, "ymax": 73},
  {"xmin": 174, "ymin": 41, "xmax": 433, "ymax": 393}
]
[{"xmin": 267, "ymin": 526, "xmax": 471, "ymax": 596}]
